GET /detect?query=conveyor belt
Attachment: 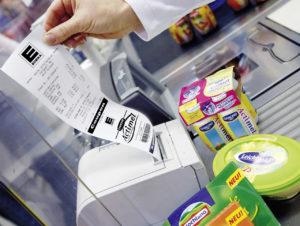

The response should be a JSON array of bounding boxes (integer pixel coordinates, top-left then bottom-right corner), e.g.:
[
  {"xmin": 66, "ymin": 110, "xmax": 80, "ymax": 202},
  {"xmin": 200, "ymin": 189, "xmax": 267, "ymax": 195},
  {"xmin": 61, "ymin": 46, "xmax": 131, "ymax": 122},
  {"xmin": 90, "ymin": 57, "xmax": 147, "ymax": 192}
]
[{"xmin": 257, "ymin": 82, "xmax": 300, "ymax": 142}]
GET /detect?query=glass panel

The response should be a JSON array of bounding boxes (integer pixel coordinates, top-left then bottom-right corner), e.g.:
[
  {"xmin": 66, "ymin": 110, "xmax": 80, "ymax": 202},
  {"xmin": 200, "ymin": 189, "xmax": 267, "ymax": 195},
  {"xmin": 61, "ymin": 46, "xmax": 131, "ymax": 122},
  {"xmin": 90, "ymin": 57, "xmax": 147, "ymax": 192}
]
[{"xmin": 0, "ymin": 56, "xmax": 119, "ymax": 225}]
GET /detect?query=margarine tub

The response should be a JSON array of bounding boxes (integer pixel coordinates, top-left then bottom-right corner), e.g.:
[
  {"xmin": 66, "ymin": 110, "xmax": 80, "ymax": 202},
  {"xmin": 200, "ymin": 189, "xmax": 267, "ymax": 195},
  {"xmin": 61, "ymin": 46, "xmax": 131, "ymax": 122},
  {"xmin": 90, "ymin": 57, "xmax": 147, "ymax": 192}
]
[{"xmin": 213, "ymin": 134, "xmax": 300, "ymax": 200}]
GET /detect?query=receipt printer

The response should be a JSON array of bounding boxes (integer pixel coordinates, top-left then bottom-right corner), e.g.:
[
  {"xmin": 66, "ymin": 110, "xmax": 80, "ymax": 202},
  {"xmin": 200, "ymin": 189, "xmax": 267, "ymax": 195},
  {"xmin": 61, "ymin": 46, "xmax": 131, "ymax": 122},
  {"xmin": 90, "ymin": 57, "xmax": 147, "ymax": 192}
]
[{"xmin": 76, "ymin": 119, "xmax": 209, "ymax": 226}]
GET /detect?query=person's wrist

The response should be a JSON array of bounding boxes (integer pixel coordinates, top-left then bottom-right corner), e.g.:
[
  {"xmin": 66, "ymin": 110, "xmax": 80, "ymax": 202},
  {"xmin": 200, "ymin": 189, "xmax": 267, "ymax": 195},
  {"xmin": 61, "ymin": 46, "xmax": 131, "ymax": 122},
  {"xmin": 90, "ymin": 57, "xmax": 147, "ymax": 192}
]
[{"xmin": 121, "ymin": 1, "xmax": 143, "ymax": 32}]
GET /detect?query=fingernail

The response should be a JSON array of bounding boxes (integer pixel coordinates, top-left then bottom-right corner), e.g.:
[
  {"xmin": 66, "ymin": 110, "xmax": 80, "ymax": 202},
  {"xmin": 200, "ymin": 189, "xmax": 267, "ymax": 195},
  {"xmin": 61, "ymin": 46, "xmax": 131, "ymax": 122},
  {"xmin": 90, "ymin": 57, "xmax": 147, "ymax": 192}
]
[
  {"xmin": 44, "ymin": 33, "xmax": 57, "ymax": 45},
  {"xmin": 78, "ymin": 38, "xmax": 86, "ymax": 45},
  {"xmin": 73, "ymin": 35, "xmax": 82, "ymax": 41}
]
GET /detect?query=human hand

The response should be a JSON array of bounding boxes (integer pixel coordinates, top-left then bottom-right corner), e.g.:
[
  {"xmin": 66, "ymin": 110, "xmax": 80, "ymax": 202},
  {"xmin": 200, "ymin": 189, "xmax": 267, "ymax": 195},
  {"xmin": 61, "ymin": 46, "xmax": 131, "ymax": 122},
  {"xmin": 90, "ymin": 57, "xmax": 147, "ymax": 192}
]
[{"xmin": 43, "ymin": 0, "xmax": 142, "ymax": 47}]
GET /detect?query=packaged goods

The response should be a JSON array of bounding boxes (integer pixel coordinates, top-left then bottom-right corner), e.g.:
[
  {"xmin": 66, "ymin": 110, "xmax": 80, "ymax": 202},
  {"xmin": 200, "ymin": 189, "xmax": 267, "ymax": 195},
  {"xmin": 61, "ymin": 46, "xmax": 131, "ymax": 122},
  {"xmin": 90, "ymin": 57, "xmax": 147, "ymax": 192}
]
[
  {"xmin": 213, "ymin": 134, "xmax": 300, "ymax": 199},
  {"xmin": 163, "ymin": 162, "xmax": 280, "ymax": 226},
  {"xmin": 193, "ymin": 115, "xmax": 232, "ymax": 152},
  {"xmin": 240, "ymin": 86, "xmax": 258, "ymax": 122},
  {"xmin": 227, "ymin": 0, "xmax": 249, "ymax": 11},
  {"xmin": 179, "ymin": 66, "xmax": 242, "ymax": 126},
  {"xmin": 233, "ymin": 79, "xmax": 258, "ymax": 122},
  {"xmin": 206, "ymin": 201, "xmax": 253, "ymax": 226},
  {"xmin": 179, "ymin": 66, "xmax": 258, "ymax": 151},
  {"xmin": 218, "ymin": 103, "xmax": 259, "ymax": 139},
  {"xmin": 189, "ymin": 5, "xmax": 217, "ymax": 35},
  {"xmin": 169, "ymin": 17, "xmax": 194, "ymax": 45}
]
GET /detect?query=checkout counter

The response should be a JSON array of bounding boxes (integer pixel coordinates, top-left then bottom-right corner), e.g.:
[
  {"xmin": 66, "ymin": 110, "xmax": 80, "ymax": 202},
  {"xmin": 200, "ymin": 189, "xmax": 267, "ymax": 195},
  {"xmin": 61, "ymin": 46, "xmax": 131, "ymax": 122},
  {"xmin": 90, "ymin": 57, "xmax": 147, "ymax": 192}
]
[
  {"xmin": 0, "ymin": 0, "xmax": 299, "ymax": 225},
  {"xmin": 152, "ymin": 0, "xmax": 300, "ymax": 225}
]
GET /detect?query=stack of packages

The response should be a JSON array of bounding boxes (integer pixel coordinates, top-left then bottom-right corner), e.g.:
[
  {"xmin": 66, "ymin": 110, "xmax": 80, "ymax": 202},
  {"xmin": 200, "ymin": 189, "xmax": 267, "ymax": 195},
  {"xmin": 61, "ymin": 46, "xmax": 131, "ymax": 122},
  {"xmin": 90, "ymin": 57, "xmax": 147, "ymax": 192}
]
[
  {"xmin": 163, "ymin": 162, "xmax": 280, "ymax": 225},
  {"xmin": 179, "ymin": 66, "xmax": 258, "ymax": 152}
]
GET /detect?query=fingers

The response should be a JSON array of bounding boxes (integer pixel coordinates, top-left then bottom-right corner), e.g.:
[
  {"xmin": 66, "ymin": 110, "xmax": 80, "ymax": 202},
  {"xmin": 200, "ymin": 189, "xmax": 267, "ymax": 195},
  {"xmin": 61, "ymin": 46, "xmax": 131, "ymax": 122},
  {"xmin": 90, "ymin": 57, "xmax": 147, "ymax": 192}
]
[
  {"xmin": 44, "ymin": 14, "xmax": 82, "ymax": 45},
  {"xmin": 87, "ymin": 31, "xmax": 129, "ymax": 40},
  {"xmin": 63, "ymin": 33, "xmax": 87, "ymax": 48},
  {"xmin": 43, "ymin": 0, "xmax": 72, "ymax": 32},
  {"xmin": 43, "ymin": 0, "xmax": 79, "ymax": 45}
]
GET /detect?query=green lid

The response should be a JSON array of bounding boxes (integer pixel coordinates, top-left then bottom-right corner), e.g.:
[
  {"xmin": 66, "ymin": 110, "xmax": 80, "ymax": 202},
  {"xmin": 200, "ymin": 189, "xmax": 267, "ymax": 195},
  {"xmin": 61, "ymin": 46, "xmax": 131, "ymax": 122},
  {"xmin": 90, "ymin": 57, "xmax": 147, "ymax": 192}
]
[{"xmin": 213, "ymin": 134, "xmax": 300, "ymax": 197}]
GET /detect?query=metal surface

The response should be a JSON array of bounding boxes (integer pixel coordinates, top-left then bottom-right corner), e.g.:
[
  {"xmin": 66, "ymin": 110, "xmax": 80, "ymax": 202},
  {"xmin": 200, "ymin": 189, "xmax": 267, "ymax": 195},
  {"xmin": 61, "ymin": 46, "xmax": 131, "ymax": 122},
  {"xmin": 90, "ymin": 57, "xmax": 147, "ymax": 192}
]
[
  {"xmin": 154, "ymin": 0, "xmax": 300, "ymax": 103},
  {"xmin": 254, "ymin": 70, "xmax": 300, "ymax": 226},
  {"xmin": 155, "ymin": 0, "xmax": 284, "ymax": 78}
]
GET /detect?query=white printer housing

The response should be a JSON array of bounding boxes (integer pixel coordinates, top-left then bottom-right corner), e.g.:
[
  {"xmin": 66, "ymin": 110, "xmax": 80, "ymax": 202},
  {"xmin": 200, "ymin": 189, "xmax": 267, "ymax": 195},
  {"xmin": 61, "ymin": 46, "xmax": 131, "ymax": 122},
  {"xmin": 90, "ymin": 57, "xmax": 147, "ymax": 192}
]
[{"xmin": 76, "ymin": 119, "xmax": 209, "ymax": 225}]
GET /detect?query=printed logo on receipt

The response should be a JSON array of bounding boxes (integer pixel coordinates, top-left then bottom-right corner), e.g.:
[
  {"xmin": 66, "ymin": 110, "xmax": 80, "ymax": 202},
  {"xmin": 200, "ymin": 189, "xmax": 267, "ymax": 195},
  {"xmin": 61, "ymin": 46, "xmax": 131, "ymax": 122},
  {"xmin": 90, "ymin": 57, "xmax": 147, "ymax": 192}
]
[
  {"xmin": 117, "ymin": 112, "xmax": 137, "ymax": 143},
  {"xmin": 88, "ymin": 98, "xmax": 108, "ymax": 134},
  {"xmin": 1, "ymin": 26, "xmax": 161, "ymax": 160},
  {"xmin": 19, "ymin": 43, "xmax": 43, "ymax": 67}
]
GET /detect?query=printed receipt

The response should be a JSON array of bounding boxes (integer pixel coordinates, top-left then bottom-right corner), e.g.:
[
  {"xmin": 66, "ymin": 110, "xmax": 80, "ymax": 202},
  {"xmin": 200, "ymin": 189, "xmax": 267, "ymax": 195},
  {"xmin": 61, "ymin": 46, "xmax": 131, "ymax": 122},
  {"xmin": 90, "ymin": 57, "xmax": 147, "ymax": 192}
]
[{"xmin": 1, "ymin": 26, "xmax": 161, "ymax": 160}]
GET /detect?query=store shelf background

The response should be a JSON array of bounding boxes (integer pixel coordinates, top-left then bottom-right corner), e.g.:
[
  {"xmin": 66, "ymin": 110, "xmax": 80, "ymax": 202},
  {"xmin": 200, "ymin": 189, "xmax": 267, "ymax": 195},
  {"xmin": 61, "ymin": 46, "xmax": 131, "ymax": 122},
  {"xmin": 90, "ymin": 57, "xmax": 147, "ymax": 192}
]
[{"xmin": 129, "ymin": 0, "xmax": 265, "ymax": 73}]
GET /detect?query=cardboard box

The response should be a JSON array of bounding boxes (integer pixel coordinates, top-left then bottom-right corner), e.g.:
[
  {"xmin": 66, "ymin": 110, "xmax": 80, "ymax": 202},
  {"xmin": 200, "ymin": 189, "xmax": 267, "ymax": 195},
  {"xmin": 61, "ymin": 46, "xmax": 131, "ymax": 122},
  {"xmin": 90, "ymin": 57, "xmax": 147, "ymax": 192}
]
[{"xmin": 179, "ymin": 66, "xmax": 243, "ymax": 126}]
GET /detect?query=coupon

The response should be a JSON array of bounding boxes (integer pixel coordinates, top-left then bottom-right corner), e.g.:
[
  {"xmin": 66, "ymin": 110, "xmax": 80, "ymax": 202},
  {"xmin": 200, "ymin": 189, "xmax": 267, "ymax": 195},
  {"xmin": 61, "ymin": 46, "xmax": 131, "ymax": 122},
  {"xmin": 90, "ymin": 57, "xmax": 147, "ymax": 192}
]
[{"xmin": 1, "ymin": 26, "xmax": 161, "ymax": 160}]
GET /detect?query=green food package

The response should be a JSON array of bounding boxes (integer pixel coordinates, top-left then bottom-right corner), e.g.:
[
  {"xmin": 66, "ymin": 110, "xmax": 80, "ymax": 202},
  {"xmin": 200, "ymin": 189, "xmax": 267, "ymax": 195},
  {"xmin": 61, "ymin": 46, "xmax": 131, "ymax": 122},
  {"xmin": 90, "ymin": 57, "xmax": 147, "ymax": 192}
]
[{"xmin": 163, "ymin": 162, "xmax": 279, "ymax": 226}]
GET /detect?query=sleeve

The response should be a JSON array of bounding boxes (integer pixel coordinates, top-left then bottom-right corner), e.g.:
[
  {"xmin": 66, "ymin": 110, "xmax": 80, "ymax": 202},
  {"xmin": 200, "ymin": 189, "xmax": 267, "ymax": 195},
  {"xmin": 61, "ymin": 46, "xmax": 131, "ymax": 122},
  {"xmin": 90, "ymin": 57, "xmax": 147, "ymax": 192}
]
[{"xmin": 125, "ymin": 0, "xmax": 215, "ymax": 41}]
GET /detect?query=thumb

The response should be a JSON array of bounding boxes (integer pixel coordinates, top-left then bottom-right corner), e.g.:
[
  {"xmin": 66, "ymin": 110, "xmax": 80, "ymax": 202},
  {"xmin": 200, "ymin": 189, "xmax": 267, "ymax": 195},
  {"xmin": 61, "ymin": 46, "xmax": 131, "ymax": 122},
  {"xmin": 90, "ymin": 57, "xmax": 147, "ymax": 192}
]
[{"xmin": 44, "ymin": 16, "xmax": 82, "ymax": 45}]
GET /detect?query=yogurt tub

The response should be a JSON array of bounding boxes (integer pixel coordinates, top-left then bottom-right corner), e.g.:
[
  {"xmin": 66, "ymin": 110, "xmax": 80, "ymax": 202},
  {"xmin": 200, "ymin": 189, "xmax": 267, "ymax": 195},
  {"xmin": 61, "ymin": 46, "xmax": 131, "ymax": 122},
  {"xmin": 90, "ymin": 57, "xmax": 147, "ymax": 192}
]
[{"xmin": 213, "ymin": 134, "xmax": 300, "ymax": 200}]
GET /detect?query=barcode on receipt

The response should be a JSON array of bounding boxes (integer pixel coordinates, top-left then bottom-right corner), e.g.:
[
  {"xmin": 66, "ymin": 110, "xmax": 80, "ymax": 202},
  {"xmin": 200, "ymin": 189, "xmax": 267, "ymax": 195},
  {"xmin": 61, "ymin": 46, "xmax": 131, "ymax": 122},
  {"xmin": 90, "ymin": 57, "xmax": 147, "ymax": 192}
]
[{"xmin": 142, "ymin": 123, "xmax": 151, "ymax": 142}]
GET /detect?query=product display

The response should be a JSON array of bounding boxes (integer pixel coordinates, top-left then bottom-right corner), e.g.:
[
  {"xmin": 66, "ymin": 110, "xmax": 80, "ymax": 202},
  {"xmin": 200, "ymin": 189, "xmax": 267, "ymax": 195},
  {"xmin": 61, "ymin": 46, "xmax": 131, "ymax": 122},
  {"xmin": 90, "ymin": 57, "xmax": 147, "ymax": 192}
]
[
  {"xmin": 179, "ymin": 66, "xmax": 258, "ymax": 151},
  {"xmin": 206, "ymin": 201, "xmax": 253, "ymax": 226},
  {"xmin": 193, "ymin": 115, "xmax": 232, "ymax": 152},
  {"xmin": 218, "ymin": 103, "xmax": 259, "ymax": 140},
  {"xmin": 189, "ymin": 5, "xmax": 217, "ymax": 35},
  {"xmin": 169, "ymin": 17, "xmax": 194, "ymax": 45},
  {"xmin": 233, "ymin": 79, "xmax": 258, "ymax": 122},
  {"xmin": 179, "ymin": 67, "xmax": 242, "ymax": 126},
  {"xmin": 249, "ymin": 0, "xmax": 268, "ymax": 5},
  {"xmin": 240, "ymin": 86, "xmax": 258, "ymax": 122},
  {"xmin": 163, "ymin": 162, "xmax": 280, "ymax": 225},
  {"xmin": 227, "ymin": 0, "xmax": 249, "ymax": 11},
  {"xmin": 213, "ymin": 134, "xmax": 300, "ymax": 199}
]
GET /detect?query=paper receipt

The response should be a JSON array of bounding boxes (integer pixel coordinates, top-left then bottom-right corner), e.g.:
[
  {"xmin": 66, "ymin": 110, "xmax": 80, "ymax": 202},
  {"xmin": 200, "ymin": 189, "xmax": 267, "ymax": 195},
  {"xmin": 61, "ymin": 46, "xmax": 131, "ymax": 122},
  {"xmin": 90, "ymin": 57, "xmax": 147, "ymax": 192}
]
[{"xmin": 1, "ymin": 26, "xmax": 160, "ymax": 160}]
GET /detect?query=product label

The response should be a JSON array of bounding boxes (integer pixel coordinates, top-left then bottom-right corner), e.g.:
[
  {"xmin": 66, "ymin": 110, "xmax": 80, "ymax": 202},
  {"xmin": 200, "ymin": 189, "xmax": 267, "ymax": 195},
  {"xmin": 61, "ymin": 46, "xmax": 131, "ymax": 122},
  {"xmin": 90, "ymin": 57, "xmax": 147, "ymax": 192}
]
[
  {"xmin": 189, "ymin": 6, "xmax": 214, "ymax": 35},
  {"xmin": 166, "ymin": 187, "xmax": 215, "ymax": 226},
  {"xmin": 237, "ymin": 108, "xmax": 257, "ymax": 135},
  {"xmin": 234, "ymin": 148, "xmax": 288, "ymax": 175},
  {"xmin": 181, "ymin": 206, "xmax": 210, "ymax": 226},
  {"xmin": 236, "ymin": 152, "xmax": 275, "ymax": 165},
  {"xmin": 183, "ymin": 86, "xmax": 201, "ymax": 101},
  {"xmin": 204, "ymin": 67, "xmax": 233, "ymax": 96},
  {"xmin": 200, "ymin": 121, "xmax": 215, "ymax": 132},
  {"xmin": 225, "ymin": 206, "xmax": 247, "ymax": 226},
  {"xmin": 201, "ymin": 102, "xmax": 217, "ymax": 115},
  {"xmin": 215, "ymin": 118, "xmax": 232, "ymax": 143},
  {"xmin": 196, "ymin": 117, "xmax": 231, "ymax": 151},
  {"xmin": 180, "ymin": 99, "xmax": 205, "ymax": 125},
  {"xmin": 221, "ymin": 106, "xmax": 257, "ymax": 139},
  {"xmin": 223, "ymin": 112, "xmax": 239, "ymax": 122},
  {"xmin": 226, "ymin": 168, "xmax": 245, "ymax": 190},
  {"xmin": 179, "ymin": 66, "xmax": 242, "ymax": 125},
  {"xmin": 1, "ymin": 26, "xmax": 160, "ymax": 160},
  {"xmin": 216, "ymin": 95, "xmax": 238, "ymax": 110}
]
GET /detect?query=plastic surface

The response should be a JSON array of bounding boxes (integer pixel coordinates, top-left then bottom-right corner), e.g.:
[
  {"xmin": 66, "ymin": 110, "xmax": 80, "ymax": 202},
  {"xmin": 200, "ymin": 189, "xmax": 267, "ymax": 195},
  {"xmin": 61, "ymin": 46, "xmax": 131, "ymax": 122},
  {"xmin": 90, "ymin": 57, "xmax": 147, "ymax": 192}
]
[
  {"xmin": 0, "ymin": 50, "xmax": 119, "ymax": 225},
  {"xmin": 213, "ymin": 134, "xmax": 300, "ymax": 199}
]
